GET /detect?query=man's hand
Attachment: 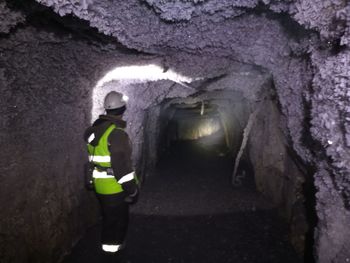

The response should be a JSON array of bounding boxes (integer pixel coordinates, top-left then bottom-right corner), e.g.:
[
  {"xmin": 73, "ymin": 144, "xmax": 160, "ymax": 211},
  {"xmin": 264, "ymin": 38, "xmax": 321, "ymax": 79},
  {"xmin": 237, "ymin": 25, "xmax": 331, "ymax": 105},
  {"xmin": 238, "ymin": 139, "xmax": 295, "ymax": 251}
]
[{"xmin": 124, "ymin": 188, "xmax": 139, "ymax": 204}]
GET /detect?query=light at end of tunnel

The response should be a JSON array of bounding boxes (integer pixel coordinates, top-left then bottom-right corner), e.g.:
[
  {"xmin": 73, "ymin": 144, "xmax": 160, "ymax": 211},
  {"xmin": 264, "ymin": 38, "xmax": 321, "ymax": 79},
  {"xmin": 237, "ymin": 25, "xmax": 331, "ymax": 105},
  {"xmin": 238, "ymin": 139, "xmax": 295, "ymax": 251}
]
[
  {"xmin": 328, "ymin": 140, "xmax": 333, "ymax": 145},
  {"xmin": 123, "ymin": 95, "xmax": 129, "ymax": 102},
  {"xmin": 176, "ymin": 117, "xmax": 221, "ymax": 141}
]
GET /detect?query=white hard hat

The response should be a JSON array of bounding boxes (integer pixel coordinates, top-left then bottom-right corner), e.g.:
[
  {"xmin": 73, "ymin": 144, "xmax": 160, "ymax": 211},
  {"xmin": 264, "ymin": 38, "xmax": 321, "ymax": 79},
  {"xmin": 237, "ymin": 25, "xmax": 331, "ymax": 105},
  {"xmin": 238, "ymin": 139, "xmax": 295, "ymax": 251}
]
[{"xmin": 104, "ymin": 91, "xmax": 127, "ymax": 110}]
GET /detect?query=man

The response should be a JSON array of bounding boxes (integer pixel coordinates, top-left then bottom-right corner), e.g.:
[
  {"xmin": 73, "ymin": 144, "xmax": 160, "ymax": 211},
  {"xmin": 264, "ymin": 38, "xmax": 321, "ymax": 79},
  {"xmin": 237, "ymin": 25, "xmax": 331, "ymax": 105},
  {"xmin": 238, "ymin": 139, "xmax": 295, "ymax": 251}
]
[{"xmin": 84, "ymin": 91, "xmax": 138, "ymax": 254}]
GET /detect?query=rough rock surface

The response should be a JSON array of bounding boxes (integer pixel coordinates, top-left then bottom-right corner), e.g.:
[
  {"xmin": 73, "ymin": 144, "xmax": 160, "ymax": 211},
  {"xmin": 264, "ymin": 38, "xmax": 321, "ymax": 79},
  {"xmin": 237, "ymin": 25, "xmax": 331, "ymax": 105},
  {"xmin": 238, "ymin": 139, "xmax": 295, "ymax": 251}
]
[
  {"xmin": 93, "ymin": 62, "xmax": 270, "ymax": 174},
  {"xmin": 36, "ymin": 0, "xmax": 316, "ymax": 164},
  {"xmin": 311, "ymin": 49, "xmax": 350, "ymax": 263},
  {"xmin": 34, "ymin": 0, "xmax": 350, "ymax": 46},
  {"xmin": 249, "ymin": 100, "xmax": 308, "ymax": 255},
  {"xmin": 314, "ymin": 166, "xmax": 350, "ymax": 263},
  {"xmin": 0, "ymin": 1, "xmax": 25, "ymax": 33},
  {"xmin": 292, "ymin": 0, "xmax": 348, "ymax": 41},
  {"xmin": 0, "ymin": 25, "xmax": 130, "ymax": 262}
]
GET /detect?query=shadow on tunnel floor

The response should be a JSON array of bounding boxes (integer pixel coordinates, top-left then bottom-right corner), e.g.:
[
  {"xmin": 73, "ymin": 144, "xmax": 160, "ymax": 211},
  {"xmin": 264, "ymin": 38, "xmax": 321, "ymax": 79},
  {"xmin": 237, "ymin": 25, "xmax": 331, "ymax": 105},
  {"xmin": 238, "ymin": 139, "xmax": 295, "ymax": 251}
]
[
  {"xmin": 64, "ymin": 141, "xmax": 301, "ymax": 263},
  {"xmin": 63, "ymin": 210, "xmax": 301, "ymax": 263}
]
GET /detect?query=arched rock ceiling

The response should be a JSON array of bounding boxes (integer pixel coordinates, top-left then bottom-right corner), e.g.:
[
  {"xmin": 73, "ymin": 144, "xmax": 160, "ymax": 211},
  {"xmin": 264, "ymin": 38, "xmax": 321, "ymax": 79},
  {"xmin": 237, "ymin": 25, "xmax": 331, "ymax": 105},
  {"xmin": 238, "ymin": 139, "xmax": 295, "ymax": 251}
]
[
  {"xmin": 34, "ymin": 0, "xmax": 349, "ymax": 49},
  {"xmin": 23, "ymin": 0, "xmax": 315, "ymax": 165}
]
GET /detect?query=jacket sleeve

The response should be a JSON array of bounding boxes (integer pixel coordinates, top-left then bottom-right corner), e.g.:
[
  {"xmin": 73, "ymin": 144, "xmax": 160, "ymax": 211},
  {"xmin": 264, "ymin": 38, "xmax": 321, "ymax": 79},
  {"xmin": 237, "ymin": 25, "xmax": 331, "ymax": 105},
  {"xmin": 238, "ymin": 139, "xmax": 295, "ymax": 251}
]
[
  {"xmin": 84, "ymin": 126, "xmax": 94, "ymax": 143},
  {"xmin": 108, "ymin": 129, "xmax": 137, "ymax": 195}
]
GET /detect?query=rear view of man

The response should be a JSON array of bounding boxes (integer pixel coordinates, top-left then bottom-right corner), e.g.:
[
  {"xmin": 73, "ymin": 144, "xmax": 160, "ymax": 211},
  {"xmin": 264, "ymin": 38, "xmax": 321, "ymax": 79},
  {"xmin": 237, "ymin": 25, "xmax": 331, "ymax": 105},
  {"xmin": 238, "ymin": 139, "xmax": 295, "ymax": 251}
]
[{"xmin": 84, "ymin": 91, "xmax": 139, "ymax": 256}]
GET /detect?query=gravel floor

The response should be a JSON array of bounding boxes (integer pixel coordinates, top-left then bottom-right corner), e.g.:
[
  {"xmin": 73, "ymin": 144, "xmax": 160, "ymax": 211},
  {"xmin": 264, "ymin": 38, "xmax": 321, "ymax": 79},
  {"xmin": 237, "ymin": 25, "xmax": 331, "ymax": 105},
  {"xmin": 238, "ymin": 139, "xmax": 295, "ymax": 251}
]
[{"xmin": 64, "ymin": 142, "xmax": 301, "ymax": 263}]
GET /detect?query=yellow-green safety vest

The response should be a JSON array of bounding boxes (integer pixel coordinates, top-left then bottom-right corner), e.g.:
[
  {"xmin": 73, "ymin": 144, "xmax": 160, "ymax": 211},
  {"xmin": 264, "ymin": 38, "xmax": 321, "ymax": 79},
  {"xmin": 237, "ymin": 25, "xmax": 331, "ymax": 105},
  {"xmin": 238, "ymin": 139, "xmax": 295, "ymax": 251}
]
[{"xmin": 87, "ymin": 124, "xmax": 126, "ymax": 195}]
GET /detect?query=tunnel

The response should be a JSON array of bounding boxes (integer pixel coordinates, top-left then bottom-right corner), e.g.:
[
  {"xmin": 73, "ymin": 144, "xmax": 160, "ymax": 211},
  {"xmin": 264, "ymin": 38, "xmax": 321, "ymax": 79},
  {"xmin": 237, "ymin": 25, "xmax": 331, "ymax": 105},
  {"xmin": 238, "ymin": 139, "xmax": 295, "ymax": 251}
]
[{"xmin": 1, "ymin": 0, "xmax": 350, "ymax": 262}]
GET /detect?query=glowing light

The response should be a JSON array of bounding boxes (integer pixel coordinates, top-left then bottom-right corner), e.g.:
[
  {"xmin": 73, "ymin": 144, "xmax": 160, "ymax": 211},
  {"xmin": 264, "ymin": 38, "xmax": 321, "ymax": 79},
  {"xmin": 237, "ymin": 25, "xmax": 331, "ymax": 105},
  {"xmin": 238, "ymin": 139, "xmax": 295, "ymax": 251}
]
[
  {"xmin": 197, "ymin": 120, "xmax": 220, "ymax": 138},
  {"xmin": 328, "ymin": 140, "xmax": 333, "ymax": 145},
  {"xmin": 122, "ymin": 95, "xmax": 129, "ymax": 102},
  {"xmin": 95, "ymin": 64, "xmax": 194, "ymax": 88},
  {"xmin": 178, "ymin": 118, "xmax": 221, "ymax": 140}
]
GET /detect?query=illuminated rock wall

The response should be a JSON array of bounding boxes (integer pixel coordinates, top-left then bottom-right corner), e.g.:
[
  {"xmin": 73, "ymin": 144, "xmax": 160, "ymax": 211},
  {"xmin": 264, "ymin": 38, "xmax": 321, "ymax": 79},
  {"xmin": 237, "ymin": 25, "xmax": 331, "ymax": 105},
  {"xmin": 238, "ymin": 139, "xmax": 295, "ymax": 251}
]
[{"xmin": 0, "ymin": 26, "xmax": 103, "ymax": 262}]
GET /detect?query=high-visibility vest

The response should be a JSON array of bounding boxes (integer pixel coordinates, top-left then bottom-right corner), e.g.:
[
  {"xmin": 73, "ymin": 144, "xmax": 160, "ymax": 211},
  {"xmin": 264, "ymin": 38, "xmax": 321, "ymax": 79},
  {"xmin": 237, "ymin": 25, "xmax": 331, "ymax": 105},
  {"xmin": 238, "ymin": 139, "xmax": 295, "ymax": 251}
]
[{"xmin": 87, "ymin": 124, "xmax": 124, "ymax": 195}]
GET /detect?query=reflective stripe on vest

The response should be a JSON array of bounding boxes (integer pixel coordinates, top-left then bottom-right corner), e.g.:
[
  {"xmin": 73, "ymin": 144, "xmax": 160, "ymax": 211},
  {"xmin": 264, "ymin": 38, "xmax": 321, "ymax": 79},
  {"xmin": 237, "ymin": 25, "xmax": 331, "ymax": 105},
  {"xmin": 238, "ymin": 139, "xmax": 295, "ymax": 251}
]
[
  {"xmin": 118, "ymin": 171, "xmax": 135, "ymax": 184},
  {"xmin": 92, "ymin": 170, "xmax": 114, "ymax": 179},
  {"xmin": 87, "ymin": 124, "xmax": 124, "ymax": 195},
  {"xmin": 93, "ymin": 175, "xmax": 123, "ymax": 195},
  {"xmin": 88, "ymin": 155, "xmax": 111, "ymax": 163}
]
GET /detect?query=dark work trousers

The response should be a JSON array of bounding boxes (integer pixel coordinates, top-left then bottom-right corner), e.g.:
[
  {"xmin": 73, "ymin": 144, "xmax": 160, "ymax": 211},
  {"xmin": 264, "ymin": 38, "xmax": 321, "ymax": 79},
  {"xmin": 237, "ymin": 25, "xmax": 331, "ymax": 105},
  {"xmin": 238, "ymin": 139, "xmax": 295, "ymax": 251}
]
[{"xmin": 97, "ymin": 193, "xmax": 129, "ymax": 245}]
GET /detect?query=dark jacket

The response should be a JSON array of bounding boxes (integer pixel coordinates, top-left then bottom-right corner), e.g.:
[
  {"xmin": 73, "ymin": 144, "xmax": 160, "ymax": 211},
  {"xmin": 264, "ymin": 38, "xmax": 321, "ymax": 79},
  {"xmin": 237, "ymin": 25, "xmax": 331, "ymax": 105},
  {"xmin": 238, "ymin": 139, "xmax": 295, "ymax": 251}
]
[{"xmin": 84, "ymin": 114, "xmax": 137, "ymax": 196}]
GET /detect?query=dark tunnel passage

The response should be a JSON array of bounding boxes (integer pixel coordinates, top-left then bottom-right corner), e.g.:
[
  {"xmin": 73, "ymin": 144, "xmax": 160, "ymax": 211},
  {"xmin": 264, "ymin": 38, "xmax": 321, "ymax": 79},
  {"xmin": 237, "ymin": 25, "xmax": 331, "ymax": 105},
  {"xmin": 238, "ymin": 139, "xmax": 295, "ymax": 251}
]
[
  {"xmin": 64, "ymin": 144, "xmax": 300, "ymax": 263},
  {"xmin": 1, "ymin": 0, "xmax": 350, "ymax": 263},
  {"xmin": 64, "ymin": 101, "xmax": 302, "ymax": 263},
  {"xmin": 64, "ymin": 92, "xmax": 310, "ymax": 262},
  {"xmin": 161, "ymin": 102, "xmax": 229, "ymax": 156}
]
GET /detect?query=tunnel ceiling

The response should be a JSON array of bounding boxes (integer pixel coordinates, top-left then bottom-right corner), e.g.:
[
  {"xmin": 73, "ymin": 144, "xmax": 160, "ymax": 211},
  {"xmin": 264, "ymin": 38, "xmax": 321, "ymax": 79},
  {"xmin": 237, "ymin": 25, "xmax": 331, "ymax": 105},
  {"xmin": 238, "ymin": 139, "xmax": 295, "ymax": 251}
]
[{"xmin": 30, "ymin": 0, "xmax": 350, "ymax": 52}]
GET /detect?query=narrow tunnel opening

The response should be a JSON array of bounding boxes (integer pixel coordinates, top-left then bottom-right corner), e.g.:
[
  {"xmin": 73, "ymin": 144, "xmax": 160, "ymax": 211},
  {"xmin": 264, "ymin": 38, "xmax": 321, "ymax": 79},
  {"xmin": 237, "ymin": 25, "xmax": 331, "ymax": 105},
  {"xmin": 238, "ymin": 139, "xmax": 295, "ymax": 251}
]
[
  {"xmin": 133, "ymin": 79, "xmax": 312, "ymax": 262},
  {"xmin": 161, "ymin": 101, "xmax": 229, "ymax": 158},
  {"xmin": 156, "ymin": 98, "xmax": 256, "ymax": 189}
]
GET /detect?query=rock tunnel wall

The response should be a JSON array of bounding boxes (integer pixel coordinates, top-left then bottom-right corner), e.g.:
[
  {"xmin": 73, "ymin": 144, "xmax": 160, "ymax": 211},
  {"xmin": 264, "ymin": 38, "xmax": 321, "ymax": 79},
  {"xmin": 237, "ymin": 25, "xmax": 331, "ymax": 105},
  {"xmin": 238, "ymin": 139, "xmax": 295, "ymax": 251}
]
[
  {"xmin": 248, "ymin": 99, "xmax": 308, "ymax": 255},
  {"xmin": 0, "ymin": 18, "xmax": 160, "ymax": 261},
  {"xmin": 1, "ymin": 0, "xmax": 350, "ymax": 262},
  {"xmin": 0, "ymin": 25, "xmax": 115, "ymax": 262},
  {"xmin": 138, "ymin": 65, "xmax": 271, "ymax": 179}
]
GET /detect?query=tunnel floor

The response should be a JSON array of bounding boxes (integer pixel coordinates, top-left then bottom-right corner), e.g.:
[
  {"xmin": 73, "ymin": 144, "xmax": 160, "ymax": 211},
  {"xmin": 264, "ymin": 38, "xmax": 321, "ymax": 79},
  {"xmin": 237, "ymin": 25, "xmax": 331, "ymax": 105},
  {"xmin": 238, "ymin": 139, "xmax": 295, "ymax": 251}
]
[{"xmin": 63, "ymin": 141, "xmax": 301, "ymax": 263}]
